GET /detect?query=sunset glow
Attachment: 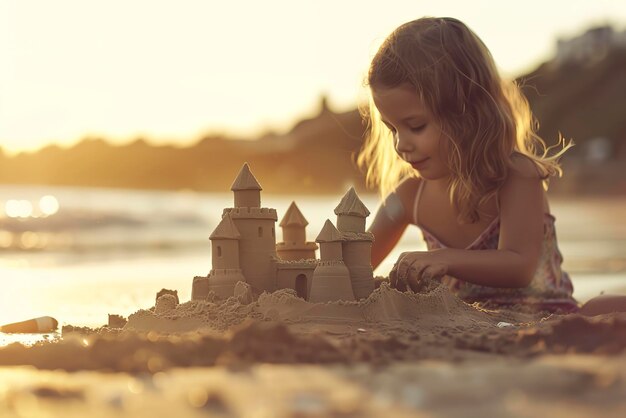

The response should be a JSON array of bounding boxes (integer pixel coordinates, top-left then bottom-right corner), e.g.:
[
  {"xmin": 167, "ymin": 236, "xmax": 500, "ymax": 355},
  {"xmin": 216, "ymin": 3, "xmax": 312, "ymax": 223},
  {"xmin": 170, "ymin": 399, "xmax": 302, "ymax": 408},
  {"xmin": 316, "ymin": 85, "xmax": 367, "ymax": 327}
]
[{"xmin": 0, "ymin": 0, "xmax": 624, "ymax": 154}]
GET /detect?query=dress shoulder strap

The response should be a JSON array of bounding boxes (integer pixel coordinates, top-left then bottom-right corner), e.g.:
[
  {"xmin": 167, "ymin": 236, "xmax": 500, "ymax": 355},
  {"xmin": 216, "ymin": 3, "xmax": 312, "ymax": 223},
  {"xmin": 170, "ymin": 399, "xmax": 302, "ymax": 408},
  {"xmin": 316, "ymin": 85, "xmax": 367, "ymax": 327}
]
[{"xmin": 413, "ymin": 179, "xmax": 426, "ymax": 225}]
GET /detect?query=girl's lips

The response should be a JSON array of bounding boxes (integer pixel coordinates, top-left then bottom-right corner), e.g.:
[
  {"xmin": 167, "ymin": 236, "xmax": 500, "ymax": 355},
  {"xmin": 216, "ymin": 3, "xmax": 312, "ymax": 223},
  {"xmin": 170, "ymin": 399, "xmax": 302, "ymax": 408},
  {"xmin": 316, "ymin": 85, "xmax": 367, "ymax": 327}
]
[{"xmin": 410, "ymin": 158, "xmax": 429, "ymax": 169}]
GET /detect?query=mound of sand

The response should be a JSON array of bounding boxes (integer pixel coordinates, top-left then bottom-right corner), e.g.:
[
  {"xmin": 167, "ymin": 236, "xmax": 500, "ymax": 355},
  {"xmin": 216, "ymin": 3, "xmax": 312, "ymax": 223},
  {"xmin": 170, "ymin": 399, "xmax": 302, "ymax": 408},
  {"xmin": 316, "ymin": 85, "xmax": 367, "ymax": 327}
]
[
  {"xmin": 126, "ymin": 283, "xmax": 511, "ymax": 334},
  {"xmin": 0, "ymin": 283, "xmax": 624, "ymax": 373}
]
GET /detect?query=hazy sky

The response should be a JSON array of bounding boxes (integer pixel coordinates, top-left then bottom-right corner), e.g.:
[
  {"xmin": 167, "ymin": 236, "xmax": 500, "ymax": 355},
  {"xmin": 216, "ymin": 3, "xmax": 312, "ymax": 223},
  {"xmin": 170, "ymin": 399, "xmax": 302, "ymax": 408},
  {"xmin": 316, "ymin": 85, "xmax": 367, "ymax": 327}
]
[{"xmin": 1, "ymin": 0, "xmax": 624, "ymax": 154}]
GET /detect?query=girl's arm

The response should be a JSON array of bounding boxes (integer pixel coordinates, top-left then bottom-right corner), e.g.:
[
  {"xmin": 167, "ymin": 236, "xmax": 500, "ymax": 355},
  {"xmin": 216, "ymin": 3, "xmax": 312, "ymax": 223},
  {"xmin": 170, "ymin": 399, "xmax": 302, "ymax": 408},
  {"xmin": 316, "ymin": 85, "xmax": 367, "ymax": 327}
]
[
  {"xmin": 368, "ymin": 177, "xmax": 420, "ymax": 269},
  {"xmin": 396, "ymin": 157, "xmax": 544, "ymax": 288}
]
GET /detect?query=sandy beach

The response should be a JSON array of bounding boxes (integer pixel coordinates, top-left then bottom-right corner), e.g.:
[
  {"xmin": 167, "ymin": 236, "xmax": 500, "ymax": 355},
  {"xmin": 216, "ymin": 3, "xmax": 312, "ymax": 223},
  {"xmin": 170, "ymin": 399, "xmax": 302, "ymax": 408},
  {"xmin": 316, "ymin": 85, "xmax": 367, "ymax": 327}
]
[
  {"xmin": 1, "ymin": 283, "xmax": 625, "ymax": 417},
  {"xmin": 2, "ymin": 2, "xmax": 626, "ymax": 415}
]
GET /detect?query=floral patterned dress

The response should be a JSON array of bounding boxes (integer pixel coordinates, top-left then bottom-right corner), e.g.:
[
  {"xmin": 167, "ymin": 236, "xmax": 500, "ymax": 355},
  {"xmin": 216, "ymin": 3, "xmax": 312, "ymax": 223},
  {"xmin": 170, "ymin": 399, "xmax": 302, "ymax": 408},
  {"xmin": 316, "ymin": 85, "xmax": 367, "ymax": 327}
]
[{"xmin": 414, "ymin": 182, "xmax": 580, "ymax": 313}]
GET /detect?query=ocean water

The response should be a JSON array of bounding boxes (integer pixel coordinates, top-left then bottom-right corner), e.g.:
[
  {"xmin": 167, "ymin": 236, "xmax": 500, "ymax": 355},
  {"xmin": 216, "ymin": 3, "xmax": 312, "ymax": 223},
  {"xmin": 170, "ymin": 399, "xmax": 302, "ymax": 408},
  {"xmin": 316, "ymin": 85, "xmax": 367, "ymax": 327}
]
[{"xmin": 0, "ymin": 185, "xmax": 624, "ymax": 338}]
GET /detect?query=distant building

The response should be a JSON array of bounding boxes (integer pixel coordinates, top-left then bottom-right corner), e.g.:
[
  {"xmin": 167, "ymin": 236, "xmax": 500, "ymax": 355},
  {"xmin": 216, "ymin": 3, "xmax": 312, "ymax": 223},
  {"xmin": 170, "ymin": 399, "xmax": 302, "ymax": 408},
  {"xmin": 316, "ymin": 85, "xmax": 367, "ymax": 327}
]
[
  {"xmin": 555, "ymin": 25, "xmax": 626, "ymax": 67},
  {"xmin": 585, "ymin": 137, "xmax": 613, "ymax": 162}
]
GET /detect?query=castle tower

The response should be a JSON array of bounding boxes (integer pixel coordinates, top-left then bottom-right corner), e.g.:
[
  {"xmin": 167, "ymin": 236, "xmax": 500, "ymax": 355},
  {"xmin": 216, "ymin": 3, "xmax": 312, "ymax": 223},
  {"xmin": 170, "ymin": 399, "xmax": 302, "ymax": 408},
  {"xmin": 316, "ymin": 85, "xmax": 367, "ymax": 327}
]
[
  {"xmin": 210, "ymin": 213, "xmax": 241, "ymax": 269},
  {"xmin": 224, "ymin": 163, "xmax": 278, "ymax": 294},
  {"xmin": 334, "ymin": 187, "xmax": 374, "ymax": 300},
  {"xmin": 276, "ymin": 201, "xmax": 318, "ymax": 261},
  {"xmin": 309, "ymin": 220, "xmax": 354, "ymax": 303},
  {"xmin": 232, "ymin": 163, "xmax": 261, "ymax": 207},
  {"xmin": 335, "ymin": 187, "xmax": 370, "ymax": 232},
  {"xmin": 192, "ymin": 213, "xmax": 246, "ymax": 300}
]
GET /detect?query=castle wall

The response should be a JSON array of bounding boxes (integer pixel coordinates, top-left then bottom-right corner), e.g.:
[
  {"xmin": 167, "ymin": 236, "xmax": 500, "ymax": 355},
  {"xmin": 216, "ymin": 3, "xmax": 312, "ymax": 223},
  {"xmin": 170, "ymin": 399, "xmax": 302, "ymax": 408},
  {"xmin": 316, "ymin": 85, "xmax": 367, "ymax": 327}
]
[
  {"xmin": 192, "ymin": 276, "xmax": 210, "ymax": 301},
  {"xmin": 342, "ymin": 240, "xmax": 374, "ymax": 300},
  {"xmin": 282, "ymin": 225, "xmax": 306, "ymax": 244},
  {"xmin": 275, "ymin": 263, "xmax": 316, "ymax": 300},
  {"xmin": 234, "ymin": 190, "xmax": 260, "ymax": 208},
  {"xmin": 276, "ymin": 242, "xmax": 317, "ymax": 261},
  {"xmin": 309, "ymin": 260, "xmax": 354, "ymax": 303},
  {"xmin": 207, "ymin": 269, "xmax": 247, "ymax": 299},
  {"xmin": 211, "ymin": 239, "xmax": 239, "ymax": 269},
  {"xmin": 337, "ymin": 214, "xmax": 366, "ymax": 233},
  {"xmin": 224, "ymin": 207, "xmax": 277, "ymax": 293},
  {"xmin": 320, "ymin": 241, "xmax": 342, "ymax": 261}
]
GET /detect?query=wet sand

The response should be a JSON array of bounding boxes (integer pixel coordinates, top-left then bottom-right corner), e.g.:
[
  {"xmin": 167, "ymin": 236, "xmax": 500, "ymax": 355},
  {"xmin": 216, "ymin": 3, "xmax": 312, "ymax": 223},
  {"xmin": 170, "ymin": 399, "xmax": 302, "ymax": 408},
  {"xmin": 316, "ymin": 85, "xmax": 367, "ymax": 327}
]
[{"xmin": 1, "ymin": 284, "xmax": 625, "ymax": 417}]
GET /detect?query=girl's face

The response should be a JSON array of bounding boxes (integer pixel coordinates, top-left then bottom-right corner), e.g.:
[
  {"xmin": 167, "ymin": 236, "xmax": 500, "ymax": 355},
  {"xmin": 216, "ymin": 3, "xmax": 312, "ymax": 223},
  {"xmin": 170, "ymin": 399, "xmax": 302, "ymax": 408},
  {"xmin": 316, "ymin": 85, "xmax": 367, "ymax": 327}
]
[{"xmin": 372, "ymin": 84, "xmax": 450, "ymax": 181}]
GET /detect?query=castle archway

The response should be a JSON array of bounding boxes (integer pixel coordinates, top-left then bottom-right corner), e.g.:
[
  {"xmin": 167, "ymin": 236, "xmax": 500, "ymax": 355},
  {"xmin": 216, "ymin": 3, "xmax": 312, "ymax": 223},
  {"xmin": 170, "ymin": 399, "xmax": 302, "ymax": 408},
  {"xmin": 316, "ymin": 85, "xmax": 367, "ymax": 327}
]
[{"xmin": 295, "ymin": 274, "xmax": 308, "ymax": 300}]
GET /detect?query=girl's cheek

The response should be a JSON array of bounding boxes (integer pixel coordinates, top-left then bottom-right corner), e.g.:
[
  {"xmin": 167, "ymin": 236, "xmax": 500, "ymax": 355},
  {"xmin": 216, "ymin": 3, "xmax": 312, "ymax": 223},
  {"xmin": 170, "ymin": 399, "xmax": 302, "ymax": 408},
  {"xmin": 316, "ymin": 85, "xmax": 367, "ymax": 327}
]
[{"xmin": 438, "ymin": 136, "xmax": 454, "ymax": 162}]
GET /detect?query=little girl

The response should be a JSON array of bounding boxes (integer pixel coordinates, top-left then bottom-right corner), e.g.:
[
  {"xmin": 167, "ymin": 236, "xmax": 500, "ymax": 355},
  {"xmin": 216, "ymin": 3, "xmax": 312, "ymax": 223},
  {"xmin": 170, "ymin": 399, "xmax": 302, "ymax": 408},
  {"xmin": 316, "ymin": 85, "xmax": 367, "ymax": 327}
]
[{"xmin": 360, "ymin": 17, "xmax": 625, "ymax": 315}]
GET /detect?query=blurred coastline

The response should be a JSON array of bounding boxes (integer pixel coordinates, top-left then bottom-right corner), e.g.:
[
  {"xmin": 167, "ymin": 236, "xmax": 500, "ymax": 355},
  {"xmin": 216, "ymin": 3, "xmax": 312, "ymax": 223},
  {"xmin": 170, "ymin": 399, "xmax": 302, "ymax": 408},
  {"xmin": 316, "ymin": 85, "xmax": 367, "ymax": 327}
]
[{"xmin": 0, "ymin": 25, "xmax": 625, "ymax": 196}]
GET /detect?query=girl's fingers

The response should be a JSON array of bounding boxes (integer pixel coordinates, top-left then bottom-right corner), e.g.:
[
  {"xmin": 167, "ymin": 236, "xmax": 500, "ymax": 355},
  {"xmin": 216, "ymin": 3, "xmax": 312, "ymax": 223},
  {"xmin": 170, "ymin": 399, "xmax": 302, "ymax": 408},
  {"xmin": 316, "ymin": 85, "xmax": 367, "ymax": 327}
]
[
  {"xmin": 390, "ymin": 264, "xmax": 407, "ymax": 291},
  {"xmin": 421, "ymin": 266, "xmax": 433, "ymax": 282},
  {"xmin": 389, "ymin": 268, "xmax": 398, "ymax": 289},
  {"xmin": 396, "ymin": 255, "xmax": 409, "ymax": 280},
  {"xmin": 393, "ymin": 262, "xmax": 411, "ymax": 292},
  {"xmin": 430, "ymin": 264, "xmax": 448, "ymax": 280},
  {"xmin": 406, "ymin": 275, "xmax": 418, "ymax": 293},
  {"xmin": 391, "ymin": 255, "xmax": 447, "ymax": 293},
  {"xmin": 397, "ymin": 253, "xmax": 419, "ymax": 280},
  {"xmin": 420, "ymin": 264, "xmax": 447, "ymax": 282},
  {"xmin": 406, "ymin": 261, "xmax": 428, "ymax": 293}
]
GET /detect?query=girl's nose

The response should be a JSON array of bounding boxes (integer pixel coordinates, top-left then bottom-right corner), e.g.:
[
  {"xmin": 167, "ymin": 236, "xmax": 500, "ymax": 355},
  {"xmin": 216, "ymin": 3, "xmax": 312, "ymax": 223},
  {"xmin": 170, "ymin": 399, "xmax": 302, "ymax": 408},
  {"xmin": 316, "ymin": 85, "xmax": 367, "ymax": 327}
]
[{"xmin": 394, "ymin": 133, "xmax": 415, "ymax": 154}]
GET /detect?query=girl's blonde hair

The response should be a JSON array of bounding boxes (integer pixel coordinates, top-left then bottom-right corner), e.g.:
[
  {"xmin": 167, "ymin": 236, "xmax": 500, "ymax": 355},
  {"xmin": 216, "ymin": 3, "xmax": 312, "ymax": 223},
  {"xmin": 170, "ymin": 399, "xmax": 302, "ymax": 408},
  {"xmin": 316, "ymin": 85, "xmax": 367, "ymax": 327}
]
[{"xmin": 358, "ymin": 17, "xmax": 572, "ymax": 223}]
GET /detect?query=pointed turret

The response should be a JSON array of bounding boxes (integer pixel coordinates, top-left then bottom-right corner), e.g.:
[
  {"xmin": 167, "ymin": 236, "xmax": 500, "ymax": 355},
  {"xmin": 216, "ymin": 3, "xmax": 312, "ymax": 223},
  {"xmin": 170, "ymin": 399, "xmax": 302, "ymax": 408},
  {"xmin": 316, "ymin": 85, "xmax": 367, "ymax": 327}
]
[
  {"xmin": 334, "ymin": 187, "xmax": 370, "ymax": 217},
  {"xmin": 224, "ymin": 163, "xmax": 278, "ymax": 293},
  {"xmin": 209, "ymin": 214, "xmax": 241, "ymax": 270},
  {"xmin": 334, "ymin": 187, "xmax": 369, "ymax": 233},
  {"xmin": 231, "ymin": 163, "xmax": 262, "ymax": 191},
  {"xmin": 316, "ymin": 219, "xmax": 343, "ymax": 260},
  {"xmin": 309, "ymin": 219, "xmax": 354, "ymax": 303},
  {"xmin": 209, "ymin": 213, "xmax": 241, "ymax": 240},
  {"xmin": 316, "ymin": 219, "xmax": 343, "ymax": 243},
  {"xmin": 334, "ymin": 188, "xmax": 374, "ymax": 300},
  {"xmin": 276, "ymin": 202, "xmax": 317, "ymax": 261},
  {"xmin": 192, "ymin": 213, "xmax": 246, "ymax": 301},
  {"xmin": 279, "ymin": 202, "xmax": 309, "ymax": 227},
  {"xmin": 231, "ymin": 163, "xmax": 262, "ymax": 207}
]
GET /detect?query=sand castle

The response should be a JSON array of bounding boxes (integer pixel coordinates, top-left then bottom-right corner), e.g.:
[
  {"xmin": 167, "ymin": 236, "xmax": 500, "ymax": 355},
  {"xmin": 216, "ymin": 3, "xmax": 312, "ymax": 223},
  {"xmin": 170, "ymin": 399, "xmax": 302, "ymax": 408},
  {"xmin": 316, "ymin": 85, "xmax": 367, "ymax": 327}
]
[{"xmin": 191, "ymin": 163, "xmax": 374, "ymax": 302}]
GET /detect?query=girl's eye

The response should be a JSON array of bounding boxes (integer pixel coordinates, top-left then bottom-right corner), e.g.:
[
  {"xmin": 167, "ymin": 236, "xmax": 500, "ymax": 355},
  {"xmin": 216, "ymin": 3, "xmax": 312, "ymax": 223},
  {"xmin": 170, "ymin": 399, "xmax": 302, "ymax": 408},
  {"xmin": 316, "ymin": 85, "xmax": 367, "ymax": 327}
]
[{"xmin": 410, "ymin": 124, "xmax": 426, "ymax": 133}]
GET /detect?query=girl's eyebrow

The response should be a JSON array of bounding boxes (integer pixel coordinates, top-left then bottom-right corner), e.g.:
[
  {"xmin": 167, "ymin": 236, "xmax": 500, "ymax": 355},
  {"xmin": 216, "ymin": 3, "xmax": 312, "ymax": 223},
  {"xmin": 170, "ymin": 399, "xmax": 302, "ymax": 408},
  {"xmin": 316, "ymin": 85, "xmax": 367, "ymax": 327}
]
[{"xmin": 381, "ymin": 115, "xmax": 427, "ymax": 125}]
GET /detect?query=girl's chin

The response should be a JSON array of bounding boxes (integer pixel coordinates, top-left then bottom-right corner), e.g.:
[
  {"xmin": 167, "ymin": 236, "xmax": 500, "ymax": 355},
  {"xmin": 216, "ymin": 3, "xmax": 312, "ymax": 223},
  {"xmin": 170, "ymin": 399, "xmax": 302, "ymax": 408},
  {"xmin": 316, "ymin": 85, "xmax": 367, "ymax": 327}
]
[{"xmin": 413, "ymin": 169, "xmax": 450, "ymax": 181}]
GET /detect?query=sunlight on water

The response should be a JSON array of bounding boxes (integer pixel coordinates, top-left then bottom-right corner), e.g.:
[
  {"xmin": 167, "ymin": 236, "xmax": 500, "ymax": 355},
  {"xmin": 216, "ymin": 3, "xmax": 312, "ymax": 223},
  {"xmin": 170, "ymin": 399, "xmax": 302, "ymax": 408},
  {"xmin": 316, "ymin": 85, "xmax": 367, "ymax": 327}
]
[
  {"xmin": 0, "ymin": 186, "xmax": 624, "ymax": 347},
  {"xmin": 0, "ymin": 332, "xmax": 60, "ymax": 347},
  {"xmin": 3, "ymin": 195, "xmax": 59, "ymax": 219},
  {"xmin": 0, "ymin": 252, "xmax": 205, "ymax": 328}
]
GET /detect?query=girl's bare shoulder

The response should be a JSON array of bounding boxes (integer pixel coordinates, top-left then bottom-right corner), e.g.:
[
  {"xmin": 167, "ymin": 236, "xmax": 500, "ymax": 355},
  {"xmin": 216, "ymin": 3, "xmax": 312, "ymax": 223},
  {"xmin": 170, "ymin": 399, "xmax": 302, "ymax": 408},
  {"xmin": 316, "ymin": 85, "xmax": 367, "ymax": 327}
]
[
  {"xmin": 501, "ymin": 152, "xmax": 550, "ymax": 213},
  {"xmin": 508, "ymin": 152, "xmax": 543, "ymax": 179},
  {"xmin": 395, "ymin": 175, "xmax": 421, "ymax": 192},
  {"xmin": 389, "ymin": 176, "xmax": 421, "ymax": 223}
]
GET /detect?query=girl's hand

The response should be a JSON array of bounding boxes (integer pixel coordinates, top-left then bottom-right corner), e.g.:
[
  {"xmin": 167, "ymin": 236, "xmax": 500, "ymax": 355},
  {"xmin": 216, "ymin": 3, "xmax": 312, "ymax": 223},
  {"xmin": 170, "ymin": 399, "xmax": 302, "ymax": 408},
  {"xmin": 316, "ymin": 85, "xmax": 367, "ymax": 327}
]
[{"xmin": 389, "ymin": 251, "xmax": 448, "ymax": 292}]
